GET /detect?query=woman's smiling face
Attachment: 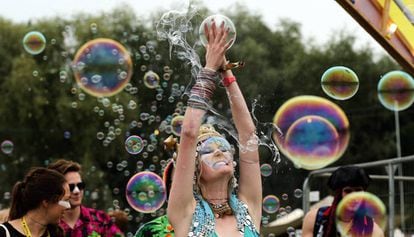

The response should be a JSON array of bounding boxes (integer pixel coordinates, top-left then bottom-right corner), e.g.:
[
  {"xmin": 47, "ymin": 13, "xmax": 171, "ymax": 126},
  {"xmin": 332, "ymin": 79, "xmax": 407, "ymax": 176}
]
[{"xmin": 199, "ymin": 137, "xmax": 233, "ymax": 170}]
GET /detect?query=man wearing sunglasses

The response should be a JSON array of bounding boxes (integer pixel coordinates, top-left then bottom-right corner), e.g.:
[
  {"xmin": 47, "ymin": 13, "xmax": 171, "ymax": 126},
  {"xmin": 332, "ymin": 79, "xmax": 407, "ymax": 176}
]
[{"xmin": 48, "ymin": 159, "xmax": 124, "ymax": 237}]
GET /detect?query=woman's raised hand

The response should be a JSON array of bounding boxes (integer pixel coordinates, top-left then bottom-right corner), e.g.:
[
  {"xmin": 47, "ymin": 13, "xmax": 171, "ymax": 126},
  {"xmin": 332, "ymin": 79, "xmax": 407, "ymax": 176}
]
[{"xmin": 204, "ymin": 20, "xmax": 232, "ymax": 71}]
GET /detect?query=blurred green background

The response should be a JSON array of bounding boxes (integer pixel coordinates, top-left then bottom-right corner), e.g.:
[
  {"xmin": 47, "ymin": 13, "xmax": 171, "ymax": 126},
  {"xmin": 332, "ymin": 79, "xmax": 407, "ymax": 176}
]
[{"xmin": 0, "ymin": 1, "xmax": 413, "ymax": 236}]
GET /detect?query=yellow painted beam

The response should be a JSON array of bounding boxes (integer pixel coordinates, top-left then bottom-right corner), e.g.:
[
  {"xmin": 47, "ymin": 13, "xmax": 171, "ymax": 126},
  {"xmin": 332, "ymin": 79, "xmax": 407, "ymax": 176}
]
[{"xmin": 374, "ymin": 0, "xmax": 414, "ymax": 55}]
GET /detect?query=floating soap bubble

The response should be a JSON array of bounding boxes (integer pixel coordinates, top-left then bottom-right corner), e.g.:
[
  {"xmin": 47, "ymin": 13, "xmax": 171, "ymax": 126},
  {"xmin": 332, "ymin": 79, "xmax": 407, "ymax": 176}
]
[
  {"xmin": 199, "ymin": 14, "xmax": 236, "ymax": 49},
  {"xmin": 321, "ymin": 66, "xmax": 359, "ymax": 100},
  {"xmin": 262, "ymin": 195, "xmax": 280, "ymax": 214},
  {"xmin": 294, "ymin": 189, "xmax": 303, "ymax": 198},
  {"xmin": 286, "ymin": 226, "xmax": 295, "ymax": 235},
  {"xmin": 377, "ymin": 70, "xmax": 414, "ymax": 111},
  {"xmin": 260, "ymin": 163, "xmax": 272, "ymax": 177},
  {"xmin": 72, "ymin": 38, "xmax": 132, "ymax": 97},
  {"xmin": 125, "ymin": 135, "xmax": 144, "ymax": 155},
  {"xmin": 170, "ymin": 115, "xmax": 184, "ymax": 136},
  {"xmin": 22, "ymin": 31, "xmax": 46, "ymax": 55},
  {"xmin": 64, "ymin": 131, "xmax": 71, "ymax": 139},
  {"xmin": 1, "ymin": 140, "xmax": 14, "ymax": 154},
  {"xmin": 336, "ymin": 192, "xmax": 386, "ymax": 237},
  {"xmin": 273, "ymin": 95, "xmax": 349, "ymax": 170},
  {"xmin": 284, "ymin": 115, "xmax": 340, "ymax": 170},
  {"xmin": 143, "ymin": 71, "xmax": 160, "ymax": 89},
  {"xmin": 125, "ymin": 171, "xmax": 166, "ymax": 213}
]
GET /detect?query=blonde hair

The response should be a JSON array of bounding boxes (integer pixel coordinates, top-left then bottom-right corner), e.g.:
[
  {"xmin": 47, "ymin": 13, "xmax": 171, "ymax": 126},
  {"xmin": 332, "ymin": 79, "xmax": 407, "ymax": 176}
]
[
  {"xmin": 194, "ymin": 124, "xmax": 236, "ymax": 197},
  {"xmin": 165, "ymin": 124, "xmax": 236, "ymax": 197}
]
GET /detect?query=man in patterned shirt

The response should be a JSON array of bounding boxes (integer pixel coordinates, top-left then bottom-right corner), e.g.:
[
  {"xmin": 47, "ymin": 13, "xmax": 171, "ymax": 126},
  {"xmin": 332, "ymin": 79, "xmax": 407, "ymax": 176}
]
[{"xmin": 48, "ymin": 159, "xmax": 124, "ymax": 237}]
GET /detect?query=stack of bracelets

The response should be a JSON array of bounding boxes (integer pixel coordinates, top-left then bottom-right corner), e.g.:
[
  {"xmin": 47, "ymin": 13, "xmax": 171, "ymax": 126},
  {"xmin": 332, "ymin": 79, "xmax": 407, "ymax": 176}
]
[{"xmin": 187, "ymin": 68, "xmax": 220, "ymax": 110}]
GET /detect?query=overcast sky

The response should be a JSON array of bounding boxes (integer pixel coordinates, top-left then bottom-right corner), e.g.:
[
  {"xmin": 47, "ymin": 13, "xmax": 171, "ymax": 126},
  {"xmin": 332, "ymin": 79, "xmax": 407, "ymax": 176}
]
[{"xmin": 0, "ymin": 0, "xmax": 385, "ymax": 54}]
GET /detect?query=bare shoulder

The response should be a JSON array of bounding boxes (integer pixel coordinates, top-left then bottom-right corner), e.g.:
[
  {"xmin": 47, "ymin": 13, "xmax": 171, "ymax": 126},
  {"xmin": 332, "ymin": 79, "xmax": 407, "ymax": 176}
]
[
  {"xmin": 373, "ymin": 221, "xmax": 385, "ymax": 237},
  {"xmin": 301, "ymin": 208, "xmax": 318, "ymax": 237},
  {"xmin": 167, "ymin": 199, "xmax": 197, "ymax": 236}
]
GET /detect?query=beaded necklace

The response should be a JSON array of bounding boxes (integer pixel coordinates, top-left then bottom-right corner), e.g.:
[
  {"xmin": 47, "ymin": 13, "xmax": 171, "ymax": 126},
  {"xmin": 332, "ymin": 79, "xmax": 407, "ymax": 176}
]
[
  {"xmin": 21, "ymin": 216, "xmax": 50, "ymax": 237},
  {"xmin": 207, "ymin": 200, "xmax": 233, "ymax": 218}
]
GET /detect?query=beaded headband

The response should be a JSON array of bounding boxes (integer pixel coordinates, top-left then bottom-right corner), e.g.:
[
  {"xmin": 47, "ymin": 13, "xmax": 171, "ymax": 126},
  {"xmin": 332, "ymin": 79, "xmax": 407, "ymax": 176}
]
[{"xmin": 163, "ymin": 124, "xmax": 224, "ymax": 161}]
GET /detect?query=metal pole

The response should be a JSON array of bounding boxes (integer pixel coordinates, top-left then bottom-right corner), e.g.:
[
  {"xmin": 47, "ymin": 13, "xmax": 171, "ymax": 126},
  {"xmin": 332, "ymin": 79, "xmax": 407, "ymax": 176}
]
[
  {"xmin": 388, "ymin": 163, "xmax": 395, "ymax": 237},
  {"xmin": 302, "ymin": 176, "xmax": 311, "ymax": 213},
  {"xmin": 394, "ymin": 105, "xmax": 406, "ymax": 231}
]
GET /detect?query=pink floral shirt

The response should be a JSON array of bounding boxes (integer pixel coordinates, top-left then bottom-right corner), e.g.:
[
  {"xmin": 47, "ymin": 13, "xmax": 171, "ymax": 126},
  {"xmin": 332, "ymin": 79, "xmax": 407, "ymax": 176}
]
[{"xmin": 60, "ymin": 206, "xmax": 124, "ymax": 237}]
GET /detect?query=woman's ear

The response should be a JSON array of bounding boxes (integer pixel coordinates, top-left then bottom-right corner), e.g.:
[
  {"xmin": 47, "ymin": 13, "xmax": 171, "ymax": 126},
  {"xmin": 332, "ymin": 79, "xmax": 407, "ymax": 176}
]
[{"xmin": 42, "ymin": 200, "xmax": 49, "ymax": 208}]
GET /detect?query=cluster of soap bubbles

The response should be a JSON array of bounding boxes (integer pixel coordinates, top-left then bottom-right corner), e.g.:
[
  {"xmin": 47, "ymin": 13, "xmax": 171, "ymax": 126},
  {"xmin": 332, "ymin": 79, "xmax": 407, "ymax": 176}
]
[
  {"xmin": 262, "ymin": 189, "xmax": 302, "ymax": 218},
  {"xmin": 273, "ymin": 95, "xmax": 350, "ymax": 170},
  {"xmin": 16, "ymin": 12, "xmax": 314, "ymax": 232}
]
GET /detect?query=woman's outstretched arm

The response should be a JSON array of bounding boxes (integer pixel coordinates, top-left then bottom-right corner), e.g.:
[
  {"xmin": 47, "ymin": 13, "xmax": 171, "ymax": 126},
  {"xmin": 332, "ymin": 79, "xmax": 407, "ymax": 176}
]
[
  {"xmin": 167, "ymin": 21, "xmax": 230, "ymax": 236},
  {"xmin": 222, "ymin": 68, "xmax": 262, "ymax": 229}
]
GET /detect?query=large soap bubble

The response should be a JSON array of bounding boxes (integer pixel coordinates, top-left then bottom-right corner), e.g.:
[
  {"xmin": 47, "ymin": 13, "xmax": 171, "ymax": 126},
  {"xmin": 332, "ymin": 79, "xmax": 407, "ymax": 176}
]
[
  {"xmin": 22, "ymin": 31, "xmax": 47, "ymax": 55},
  {"xmin": 199, "ymin": 14, "xmax": 236, "ymax": 49},
  {"xmin": 273, "ymin": 95, "xmax": 349, "ymax": 170},
  {"xmin": 125, "ymin": 171, "xmax": 166, "ymax": 213},
  {"xmin": 336, "ymin": 192, "xmax": 386, "ymax": 237},
  {"xmin": 284, "ymin": 115, "xmax": 340, "ymax": 169},
  {"xmin": 321, "ymin": 66, "xmax": 359, "ymax": 100},
  {"xmin": 72, "ymin": 38, "xmax": 133, "ymax": 97},
  {"xmin": 377, "ymin": 70, "xmax": 414, "ymax": 111}
]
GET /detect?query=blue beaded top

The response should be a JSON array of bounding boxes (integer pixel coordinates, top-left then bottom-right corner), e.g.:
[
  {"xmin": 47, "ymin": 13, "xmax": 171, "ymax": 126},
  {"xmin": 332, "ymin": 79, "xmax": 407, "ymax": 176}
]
[{"xmin": 188, "ymin": 193, "xmax": 259, "ymax": 237}]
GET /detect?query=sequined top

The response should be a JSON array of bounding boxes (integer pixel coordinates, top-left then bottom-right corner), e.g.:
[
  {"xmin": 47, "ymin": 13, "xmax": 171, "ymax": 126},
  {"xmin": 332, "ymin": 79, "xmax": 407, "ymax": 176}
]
[{"xmin": 188, "ymin": 194, "xmax": 259, "ymax": 237}]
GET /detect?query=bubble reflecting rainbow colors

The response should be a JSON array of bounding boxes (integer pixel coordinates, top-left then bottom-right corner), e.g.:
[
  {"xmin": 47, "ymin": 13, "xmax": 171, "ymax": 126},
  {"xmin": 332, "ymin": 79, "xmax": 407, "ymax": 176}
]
[
  {"xmin": 262, "ymin": 195, "xmax": 280, "ymax": 214},
  {"xmin": 126, "ymin": 171, "xmax": 166, "ymax": 213},
  {"xmin": 321, "ymin": 66, "xmax": 359, "ymax": 100},
  {"xmin": 171, "ymin": 115, "xmax": 184, "ymax": 136},
  {"xmin": 377, "ymin": 70, "xmax": 414, "ymax": 111},
  {"xmin": 22, "ymin": 31, "xmax": 46, "ymax": 55},
  {"xmin": 72, "ymin": 38, "xmax": 132, "ymax": 97},
  {"xmin": 336, "ymin": 191, "xmax": 386, "ymax": 237},
  {"xmin": 273, "ymin": 95, "xmax": 349, "ymax": 170}
]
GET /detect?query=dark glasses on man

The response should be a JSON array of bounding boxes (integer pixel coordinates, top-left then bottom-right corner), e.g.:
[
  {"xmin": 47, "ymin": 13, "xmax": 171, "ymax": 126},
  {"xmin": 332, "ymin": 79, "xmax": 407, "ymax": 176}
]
[{"xmin": 69, "ymin": 182, "xmax": 85, "ymax": 192}]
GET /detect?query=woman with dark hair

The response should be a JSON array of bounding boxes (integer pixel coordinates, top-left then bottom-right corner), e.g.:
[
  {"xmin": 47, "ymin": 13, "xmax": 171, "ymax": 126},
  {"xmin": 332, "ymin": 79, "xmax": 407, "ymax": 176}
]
[
  {"xmin": 302, "ymin": 165, "xmax": 384, "ymax": 237},
  {"xmin": 167, "ymin": 20, "xmax": 261, "ymax": 237},
  {"xmin": 0, "ymin": 167, "xmax": 70, "ymax": 237}
]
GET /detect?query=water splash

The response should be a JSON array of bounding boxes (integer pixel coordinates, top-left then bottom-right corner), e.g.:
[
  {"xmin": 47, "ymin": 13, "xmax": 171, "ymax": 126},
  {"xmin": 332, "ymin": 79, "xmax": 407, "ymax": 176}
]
[
  {"xmin": 156, "ymin": 6, "xmax": 280, "ymax": 164},
  {"xmin": 156, "ymin": 6, "xmax": 202, "ymax": 82},
  {"xmin": 251, "ymin": 99, "xmax": 281, "ymax": 163},
  {"xmin": 62, "ymin": 25, "xmax": 79, "ymax": 55}
]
